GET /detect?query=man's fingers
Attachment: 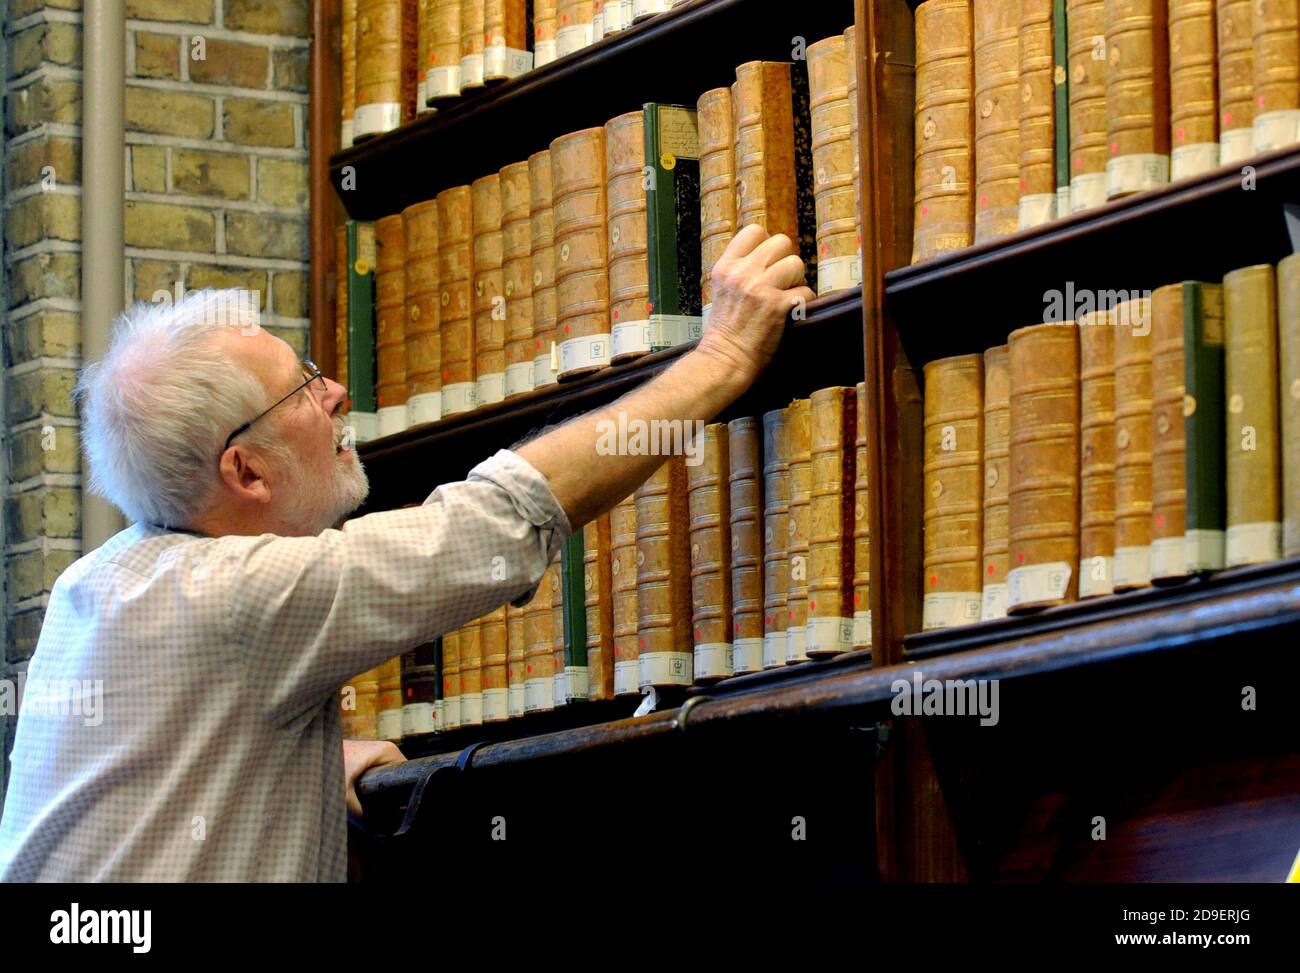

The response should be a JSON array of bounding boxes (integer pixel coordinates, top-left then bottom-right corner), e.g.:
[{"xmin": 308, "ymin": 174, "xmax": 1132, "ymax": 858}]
[
  {"xmin": 718, "ymin": 222, "xmax": 768, "ymax": 261},
  {"xmin": 747, "ymin": 232, "xmax": 798, "ymax": 269},
  {"xmin": 346, "ymin": 786, "xmax": 363, "ymax": 820},
  {"xmin": 762, "ymin": 253, "xmax": 808, "ymax": 290}
]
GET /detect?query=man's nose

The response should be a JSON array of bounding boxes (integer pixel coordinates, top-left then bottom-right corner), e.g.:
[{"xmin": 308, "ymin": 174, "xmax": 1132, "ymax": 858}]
[{"xmin": 322, "ymin": 376, "xmax": 348, "ymax": 415}]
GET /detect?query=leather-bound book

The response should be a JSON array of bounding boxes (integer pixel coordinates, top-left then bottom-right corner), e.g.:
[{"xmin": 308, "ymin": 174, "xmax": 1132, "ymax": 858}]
[
  {"xmin": 845, "ymin": 25, "xmax": 864, "ymax": 287},
  {"xmin": 500, "ymin": 161, "xmax": 535, "ymax": 399},
  {"xmin": 727, "ymin": 416, "xmax": 765, "ymax": 674},
  {"xmin": 606, "ymin": 110, "xmax": 651, "ymax": 364},
  {"xmin": 698, "ymin": 87, "xmax": 736, "ymax": 329},
  {"xmin": 609, "ymin": 494, "xmax": 640, "ymax": 695},
  {"xmin": 1067, "ymin": 0, "xmax": 1109, "ymax": 211},
  {"xmin": 553, "ymin": 532, "xmax": 583, "ymax": 706},
  {"xmin": 345, "ymin": 221, "xmax": 379, "ymax": 441},
  {"xmin": 808, "ymin": 387, "xmax": 857, "ymax": 655},
  {"xmin": 1019, "ymin": 0, "xmax": 1057, "ymax": 229},
  {"xmin": 403, "ymin": 198, "xmax": 442, "ymax": 426},
  {"xmin": 636, "ymin": 458, "xmax": 694, "ymax": 688},
  {"xmin": 459, "ymin": 0, "xmax": 486, "ymax": 92},
  {"xmin": 761, "ymin": 408, "xmax": 791, "ymax": 668},
  {"xmin": 506, "ymin": 602, "xmax": 527, "ymax": 718},
  {"xmin": 632, "ymin": 0, "xmax": 669, "ymax": 22},
  {"xmin": 1253, "ymin": 0, "xmax": 1300, "ymax": 152},
  {"xmin": 401, "ymin": 641, "xmax": 438, "ymax": 738},
  {"xmin": 1183, "ymin": 281, "xmax": 1227, "ymax": 570},
  {"xmin": 551, "ymin": 127, "xmax": 612, "ymax": 380},
  {"xmin": 1112, "ymin": 296, "xmax": 1154, "ymax": 590},
  {"xmin": 853, "ymin": 384, "xmax": 872, "ymax": 649},
  {"xmin": 1053, "ymin": 0, "xmax": 1071, "ymax": 215},
  {"xmin": 582, "ymin": 514, "xmax": 615, "ymax": 701},
  {"xmin": 416, "ymin": 0, "xmax": 431, "ymax": 114},
  {"xmin": 1007, "ymin": 322, "xmax": 1079, "ymax": 611},
  {"xmin": 437, "ymin": 185, "xmax": 477, "ymax": 415},
  {"xmin": 459, "ymin": 618, "xmax": 483, "ymax": 726},
  {"xmin": 556, "ymin": 0, "xmax": 594, "ymax": 58},
  {"xmin": 335, "ymin": 224, "xmax": 349, "ymax": 391},
  {"xmin": 1224, "ymin": 264, "xmax": 1282, "ymax": 566},
  {"xmin": 374, "ymin": 213, "xmax": 409, "ymax": 437},
  {"xmin": 480, "ymin": 605, "xmax": 508, "ymax": 722},
  {"xmin": 785, "ymin": 398, "xmax": 812, "ymax": 663},
  {"xmin": 471, "ymin": 173, "xmax": 506, "ymax": 406},
  {"xmin": 342, "ymin": 667, "xmax": 380, "ymax": 740},
  {"xmin": 973, "ymin": 0, "xmax": 1022, "ymax": 242},
  {"xmin": 1217, "ymin": 0, "xmax": 1255, "ymax": 163},
  {"xmin": 913, "ymin": 0, "xmax": 975, "ymax": 262},
  {"xmin": 923, "ymin": 354, "xmax": 984, "ymax": 629},
  {"xmin": 433, "ymin": 638, "xmax": 445, "ymax": 732},
  {"xmin": 808, "ymin": 35, "xmax": 860, "ymax": 296},
  {"xmin": 1150, "ymin": 283, "xmax": 1190, "ymax": 580},
  {"xmin": 1169, "ymin": 0, "xmax": 1220, "ymax": 180},
  {"xmin": 1078, "ymin": 311, "xmax": 1116, "ymax": 597},
  {"xmin": 355, "ymin": 0, "xmax": 419, "ymax": 139},
  {"xmin": 342, "ymin": 0, "xmax": 358, "ymax": 144},
  {"xmin": 1104, "ymin": 0, "xmax": 1171, "ymax": 199},
  {"xmin": 688, "ymin": 423, "xmax": 734, "ymax": 680},
  {"xmin": 644, "ymin": 104, "xmax": 703, "ymax": 349},
  {"xmin": 427, "ymin": 0, "xmax": 462, "ymax": 102},
  {"xmin": 981, "ymin": 345, "xmax": 1011, "ymax": 618},
  {"xmin": 533, "ymin": 0, "xmax": 558, "ymax": 68},
  {"xmin": 525, "ymin": 561, "xmax": 559, "ymax": 712},
  {"xmin": 376, "ymin": 656, "xmax": 403, "ymax": 741},
  {"xmin": 529, "ymin": 149, "xmax": 559, "ymax": 387},
  {"xmin": 1281, "ymin": 256, "xmax": 1300, "ymax": 556},
  {"xmin": 484, "ymin": 0, "xmax": 531, "ymax": 82},
  {"xmin": 441, "ymin": 629, "xmax": 461, "ymax": 729}
]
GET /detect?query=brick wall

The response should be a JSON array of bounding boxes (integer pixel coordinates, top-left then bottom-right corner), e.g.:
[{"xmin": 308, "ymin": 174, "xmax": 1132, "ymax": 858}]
[{"xmin": 2, "ymin": 0, "xmax": 311, "ymax": 806}]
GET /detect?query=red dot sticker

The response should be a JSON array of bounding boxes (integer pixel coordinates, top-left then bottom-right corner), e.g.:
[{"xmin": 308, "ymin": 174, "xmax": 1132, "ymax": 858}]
[
  {"xmin": 734, "ymin": 622, "xmax": 741, "ymax": 634},
  {"xmin": 527, "ymin": 665, "xmax": 532, "ymax": 674},
  {"xmin": 1075, "ymin": 158, "xmax": 1082, "ymax": 171},
  {"xmin": 442, "ymin": 369, "xmax": 449, "ymax": 381},
  {"xmin": 1019, "ymin": 178, "xmax": 1027, "ymax": 190},
  {"xmin": 921, "ymin": 205, "xmax": 929, "ymax": 216},
  {"xmin": 613, "ymin": 309, "xmax": 620, "ymax": 319},
  {"xmin": 809, "ymin": 600, "xmax": 816, "ymax": 611},
  {"xmin": 1156, "ymin": 514, "xmax": 1164, "ymax": 527},
  {"xmin": 854, "ymin": 593, "xmax": 861, "ymax": 605},
  {"xmin": 929, "ymin": 574, "xmax": 937, "ymax": 586},
  {"xmin": 694, "ymin": 629, "xmax": 701, "ymax": 641},
  {"xmin": 1175, "ymin": 127, "xmax": 1185, "ymax": 141},
  {"xmin": 1224, "ymin": 112, "xmax": 1233, "ymax": 126},
  {"xmin": 1259, "ymin": 95, "xmax": 1266, "ymax": 108},
  {"xmin": 979, "ymin": 195, "xmax": 988, "ymax": 206},
  {"xmin": 988, "ymin": 564, "xmax": 995, "ymax": 575},
  {"xmin": 1110, "ymin": 142, "xmax": 1118, "ymax": 154},
  {"xmin": 639, "ymin": 637, "xmax": 646, "ymax": 649},
  {"xmin": 563, "ymin": 324, "xmax": 571, "ymax": 334},
  {"xmin": 535, "ymin": 338, "xmax": 542, "ymax": 349},
  {"xmin": 1018, "ymin": 552, "xmax": 1026, "ymax": 563},
  {"xmin": 787, "ymin": 609, "xmax": 794, "ymax": 621}
]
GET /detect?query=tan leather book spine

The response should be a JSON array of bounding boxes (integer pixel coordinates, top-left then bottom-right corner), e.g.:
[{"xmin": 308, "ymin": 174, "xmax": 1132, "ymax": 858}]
[
  {"xmin": 506, "ymin": 600, "xmax": 527, "ymax": 718},
  {"xmin": 785, "ymin": 398, "xmax": 813, "ymax": 663},
  {"xmin": 1224, "ymin": 263, "xmax": 1282, "ymax": 565},
  {"xmin": 761, "ymin": 408, "xmax": 790, "ymax": 668},
  {"xmin": 688, "ymin": 423, "xmax": 734, "ymax": 680},
  {"xmin": 341, "ymin": 668, "xmax": 380, "ymax": 739},
  {"xmin": 374, "ymin": 213, "xmax": 409, "ymax": 417},
  {"xmin": 606, "ymin": 110, "xmax": 651, "ymax": 364},
  {"xmin": 551, "ymin": 127, "xmax": 612, "ymax": 379},
  {"xmin": 1112, "ymin": 296, "xmax": 1154, "ymax": 589},
  {"xmin": 733, "ymin": 61, "xmax": 800, "ymax": 243},
  {"xmin": 471, "ymin": 173, "xmax": 505, "ymax": 407},
  {"xmin": 808, "ymin": 386, "xmax": 856, "ymax": 655},
  {"xmin": 1168, "ymin": 0, "xmax": 1220, "ymax": 180},
  {"xmin": 376, "ymin": 656, "xmax": 403, "ymax": 741},
  {"xmin": 584, "ymin": 513, "xmax": 616, "ymax": 701},
  {"xmin": 533, "ymin": 0, "xmax": 558, "ymax": 68},
  {"xmin": 1104, "ymin": 0, "xmax": 1171, "ymax": 199},
  {"xmin": 923, "ymin": 354, "xmax": 984, "ymax": 628},
  {"xmin": 483, "ymin": 0, "xmax": 528, "ymax": 81},
  {"xmin": 973, "ymin": 0, "xmax": 1022, "ymax": 242},
  {"xmin": 437, "ymin": 184, "xmax": 476, "ymax": 415},
  {"xmin": 524, "ymin": 561, "xmax": 558, "ymax": 712},
  {"xmin": 845, "ymin": 26, "xmax": 863, "ymax": 283},
  {"xmin": 1018, "ymin": 0, "xmax": 1057, "ymax": 228},
  {"xmin": 727, "ymin": 416, "xmax": 765, "ymax": 673},
  {"xmin": 480, "ymin": 606, "xmax": 508, "ymax": 722},
  {"xmin": 1067, "ymin": 0, "xmax": 1110, "ymax": 210},
  {"xmin": 459, "ymin": 0, "xmax": 486, "ymax": 92},
  {"xmin": 335, "ymin": 224, "xmax": 349, "ymax": 390},
  {"xmin": 636, "ymin": 458, "xmax": 694, "ymax": 688},
  {"xmin": 609, "ymin": 494, "xmax": 640, "ymax": 694},
  {"xmin": 1007, "ymin": 322, "xmax": 1079, "ymax": 610},
  {"xmin": 1217, "ymin": 0, "xmax": 1255, "ymax": 162},
  {"xmin": 698, "ymin": 87, "xmax": 736, "ymax": 321},
  {"xmin": 342, "ymin": 0, "xmax": 358, "ymax": 144},
  {"xmin": 1078, "ymin": 311, "xmax": 1117, "ymax": 597},
  {"xmin": 416, "ymin": 0, "xmax": 431, "ymax": 114},
  {"xmin": 500, "ymin": 160, "xmax": 535, "ymax": 399},
  {"xmin": 1150, "ymin": 283, "xmax": 1190, "ymax": 580},
  {"xmin": 441, "ymin": 631, "xmax": 462, "ymax": 729},
  {"xmin": 427, "ymin": 0, "xmax": 461, "ymax": 103},
  {"xmin": 355, "ymin": 0, "xmax": 419, "ymax": 138},
  {"xmin": 852, "ymin": 383, "xmax": 871, "ymax": 649},
  {"xmin": 1280, "ymin": 254, "xmax": 1300, "ymax": 556},
  {"xmin": 1252, "ymin": 0, "xmax": 1300, "ymax": 152},
  {"xmin": 459, "ymin": 617, "xmax": 483, "ymax": 726},
  {"xmin": 913, "ymin": 0, "xmax": 975, "ymax": 262},
  {"xmin": 402, "ymin": 199, "xmax": 441, "ymax": 424},
  {"xmin": 808, "ymin": 35, "xmax": 858, "ymax": 296},
  {"xmin": 529, "ymin": 149, "xmax": 559, "ymax": 387},
  {"xmin": 981, "ymin": 345, "xmax": 1011, "ymax": 618},
  {"xmin": 556, "ymin": 0, "xmax": 595, "ymax": 59}
]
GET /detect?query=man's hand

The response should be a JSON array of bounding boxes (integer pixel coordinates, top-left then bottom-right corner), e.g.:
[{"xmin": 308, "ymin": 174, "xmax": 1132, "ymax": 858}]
[
  {"xmin": 343, "ymin": 739, "xmax": 406, "ymax": 821},
  {"xmin": 696, "ymin": 224, "xmax": 817, "ymax": 387}
]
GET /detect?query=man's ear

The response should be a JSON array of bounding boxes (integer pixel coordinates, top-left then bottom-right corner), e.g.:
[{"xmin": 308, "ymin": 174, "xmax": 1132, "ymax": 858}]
[{"xmin": 217, "ymin": 445, "xmax": 272, "ymax": 505}]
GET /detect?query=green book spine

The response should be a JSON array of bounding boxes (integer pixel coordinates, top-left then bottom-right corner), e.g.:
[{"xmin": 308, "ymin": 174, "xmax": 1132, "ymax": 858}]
[
  {"xmin": 345, "ymin": 220, "xmax": 377, "ymax": 415},
  {"xmin": 643, "ymin": 102, "xmax": 704, "ymax": 348},
  {"xmin": 1182, "ymin": 280, "xmax": 1226, "ymax": 571},
  {"xmin": 1052, "ymin": 0, "xmax": 1070, "ymax": 211},
  {"xmin": 558, "ymin": 531, "xmax": 587, "ymax": 702}
]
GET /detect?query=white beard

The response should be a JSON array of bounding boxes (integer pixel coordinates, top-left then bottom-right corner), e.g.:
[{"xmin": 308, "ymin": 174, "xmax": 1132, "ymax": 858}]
[{"xmin": 274, "ymin": 441, "xmax": 370, "ymax": 535}]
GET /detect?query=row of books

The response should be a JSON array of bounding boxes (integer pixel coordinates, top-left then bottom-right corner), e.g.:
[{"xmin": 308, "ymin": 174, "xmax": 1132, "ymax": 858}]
[
  {"xmin": 341, "ymin": 0, "xmax": 691, "ymax": 145},
  {"xmin": 913, "ymin": 0, "xmax": 1300, "ymax": 263},
  {"xmin": 341, "ymin": 384, "xmax": 872, "ymax": 739},
  {"xmin": 336, "ymin": 37, "xmax": 862, "ymax": 441},
  {"xmin": 922, "ymin": 257, "xmax": 1300, "ymax": 631}
]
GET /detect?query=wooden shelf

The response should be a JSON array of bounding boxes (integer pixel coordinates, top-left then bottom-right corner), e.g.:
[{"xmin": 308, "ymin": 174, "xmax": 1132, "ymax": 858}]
[
  {"xmin": 329, "ymin": 0, "xmax": 856, "ymax": 220},
  {"xmin": 883, "ymin": 144, "xmax": 1300, "ymax": 367}
]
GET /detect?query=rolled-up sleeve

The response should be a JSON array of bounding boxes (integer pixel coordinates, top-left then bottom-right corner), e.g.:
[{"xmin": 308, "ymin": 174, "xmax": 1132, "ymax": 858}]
[{"xmin": 219, "ymin": 449, "xmax": 571, "ymax": 723}]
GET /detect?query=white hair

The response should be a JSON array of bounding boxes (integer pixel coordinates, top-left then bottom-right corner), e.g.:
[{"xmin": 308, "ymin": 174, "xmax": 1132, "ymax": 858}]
[{"xmin": 75, "ymin": 288, "xmax": 275, "ymax": 528}]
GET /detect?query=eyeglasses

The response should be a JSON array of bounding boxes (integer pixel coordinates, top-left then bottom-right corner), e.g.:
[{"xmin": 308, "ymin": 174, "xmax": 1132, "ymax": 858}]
[{"xmin": 222, "ymin": 359, "xmax": 327, "ymax": 454}]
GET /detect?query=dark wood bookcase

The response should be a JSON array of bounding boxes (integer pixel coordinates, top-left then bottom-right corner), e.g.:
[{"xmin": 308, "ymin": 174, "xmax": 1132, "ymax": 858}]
[{"xmin": 310, "ymin": 0, "xmax": 1300, "ymax": 884}]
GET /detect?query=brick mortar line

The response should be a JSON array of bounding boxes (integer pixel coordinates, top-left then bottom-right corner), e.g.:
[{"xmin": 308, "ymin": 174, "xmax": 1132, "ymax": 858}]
[
  {"xmin": 4, "ymin": 122, "xmax": 82, "ymax": 147},
  {"xmin": 127, "ymin": 20, "xmax": 310, "ymax": 49},
  {"xmin": 6, "ymin": 475, "xmax": 83, "ymax": 496},
  {"xmin": 4, "ymin": 298, "xmax": 82, "ymax": 321},
  {"xmin": 7, "ymin": 416, "xmax": 80, "ymax": 434},
  {"xmin": 124, "ymin": 131, "xmax": 306, "ymax": 158},
  {"xmin": 127, "ymin": 76, "xmax": 308, "ymax": 104},
  {"xmin": 124, "ymin": 190, "xmax": 310, "ymax": 216},
  {"xmin": 5, "ymin": 183, "xmax": 82, "ymax": 205},
  {"xmin": 6, "ymin": 356, "xmax": 81, "ymax": 377},
  {"xmin": 5, "ymin": 62, "xmax": 83, "ymax": 89},
  {"xmin": 4, "ymin": 238, "xmax": 81, "ymax": 264},
  {"xmin": 125, "ymin": 247, "xmax": 307, "ymax": 271},
  {"xmin": 4, "ymin": 8, "xmax": 84, "ymax": 33},
  {"xmin": 7, "ymin": 594, "xmax": 55, "ymax": 615}
]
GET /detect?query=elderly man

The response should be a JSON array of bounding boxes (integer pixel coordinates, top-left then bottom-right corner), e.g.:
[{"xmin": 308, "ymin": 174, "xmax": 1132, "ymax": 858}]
[{"xmin": 0, "ymin": 225, "xmax": 812, "ymax": 881}]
